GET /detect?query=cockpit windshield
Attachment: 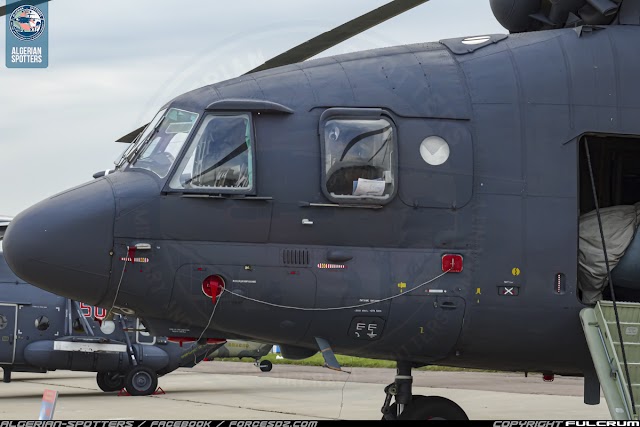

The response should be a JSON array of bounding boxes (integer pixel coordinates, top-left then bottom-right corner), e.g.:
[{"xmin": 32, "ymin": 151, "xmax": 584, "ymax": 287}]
[{"xmin": 128, "ymin": 108, "xmax": 199, "ymax": 178}]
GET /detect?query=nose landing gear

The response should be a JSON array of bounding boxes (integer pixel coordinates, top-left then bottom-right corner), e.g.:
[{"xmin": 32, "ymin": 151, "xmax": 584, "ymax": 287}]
[
  {"xmin": 381, "ymin": 362, "xmax": 469, "ymax": 421},
  {"xmin": 124, "ymin": 366, "xmax": 159, "ymax": 396},
  {"xmin": 96, "ymin": 371, "xmax": 124, "ymax": 392},
  {"xmin": 256, "ymin": 359, "xmax": 273, "ymax": 372}
]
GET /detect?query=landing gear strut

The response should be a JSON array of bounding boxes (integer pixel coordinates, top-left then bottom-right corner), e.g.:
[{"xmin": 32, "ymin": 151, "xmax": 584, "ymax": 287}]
[
  {"xmin": 381, "ymin": 362, "xmax": 468, "ymax": 421},
  {"xmin": 2, "ymin": 367, "xmax": 11, "ymax": 383}
]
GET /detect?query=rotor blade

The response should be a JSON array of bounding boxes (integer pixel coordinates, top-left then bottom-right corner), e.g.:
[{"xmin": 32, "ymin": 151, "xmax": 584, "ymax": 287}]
[
  {"xmin": 116, "ymin": 0, "xmax": 430, "ymax": 143},
  {"xmin": 0, "ymin": 0, "xmax": 50, "ymax": 17},
  {"xmin": 246, "ymin": 0, "xmax": 430, "ymax": 74},
  {"xmin": 116, "ymin": 124, "xmax": 147, "ymax": 143}
]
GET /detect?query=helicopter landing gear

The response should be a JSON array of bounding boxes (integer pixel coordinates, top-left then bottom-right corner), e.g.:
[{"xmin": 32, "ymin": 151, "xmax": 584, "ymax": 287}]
[
  {"xmin": 256, "ymin": 359, "xmax": 273, "ymax": 372},
  {"xmin": 96, "ymin": 371, "xmax": 124, "ymax": 392},
  {"xmin": 381, "ymin": 362, "xmax": 468, "ymax": 421},
  {"xmin": 124, "ymin": 366, "xmax": 158, "ymax": 396},
  {"xmin": 2, "ymin": 367, "xmax": 11, "ymax": 383}
]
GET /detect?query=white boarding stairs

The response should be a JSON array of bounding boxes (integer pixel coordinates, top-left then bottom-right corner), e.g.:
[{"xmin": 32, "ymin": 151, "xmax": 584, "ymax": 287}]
[{"xmin": 581, "ymin": 301, "xmax": 640, "ymax": 420}]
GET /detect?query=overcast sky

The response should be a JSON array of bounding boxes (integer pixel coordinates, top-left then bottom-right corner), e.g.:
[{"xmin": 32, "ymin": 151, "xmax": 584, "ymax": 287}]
[{"xmin": 0, "ymin": 0, "xmax": 504, "ymax": 216}]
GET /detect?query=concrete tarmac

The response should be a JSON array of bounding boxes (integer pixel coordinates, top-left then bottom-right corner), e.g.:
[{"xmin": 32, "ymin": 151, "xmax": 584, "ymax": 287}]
[{"xmin": 0, "ymin": 362, "xmax": 610, "ymax": 420}]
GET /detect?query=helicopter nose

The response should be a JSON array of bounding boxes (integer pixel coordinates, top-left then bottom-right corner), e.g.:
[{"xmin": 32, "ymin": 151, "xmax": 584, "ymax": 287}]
[{"xmin": 3, "ymin": 179, "xmax": 115, "ymax": 305}]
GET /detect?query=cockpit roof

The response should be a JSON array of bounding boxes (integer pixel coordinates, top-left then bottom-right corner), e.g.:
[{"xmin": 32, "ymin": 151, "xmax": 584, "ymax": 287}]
[{"xmin": 168, "ymin": 41, "xmax": 473, "ymax": 121}]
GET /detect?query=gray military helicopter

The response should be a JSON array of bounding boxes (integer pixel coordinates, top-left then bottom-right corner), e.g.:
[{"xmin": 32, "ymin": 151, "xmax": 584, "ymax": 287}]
[
  {"xmin": 0, "ymin": 220, "xmax": 273, "ymax": 394},
  {"xmin": 6, "ymin": 0, "xmax": 640, "ymax": 420}
]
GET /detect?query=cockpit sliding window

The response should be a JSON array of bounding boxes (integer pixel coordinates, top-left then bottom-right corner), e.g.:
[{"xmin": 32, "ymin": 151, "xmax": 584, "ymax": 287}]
[
  {"xmin": 128, "ymin": 108, "xmax": 200, "ymax": 178},
  {"xmin": 169, "ymin": 113, "xmax": 255, "ymax": 194},
  {"xmin": 321, "ymin": 108, "xmax": 397, "ymax": 205}
]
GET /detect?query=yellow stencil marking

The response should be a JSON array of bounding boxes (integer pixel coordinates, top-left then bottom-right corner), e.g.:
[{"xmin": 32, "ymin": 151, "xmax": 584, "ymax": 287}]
[
  {"xmin": 475, "ymin": 287, "xmax": 481, "ymax": 295},
  {"xmin": 397, "ymin": 282, "xmax": 407, "ymax": 293},
  {"xmin": 512, "ymin": 267, "xmax": 521, "ymax": 276}
]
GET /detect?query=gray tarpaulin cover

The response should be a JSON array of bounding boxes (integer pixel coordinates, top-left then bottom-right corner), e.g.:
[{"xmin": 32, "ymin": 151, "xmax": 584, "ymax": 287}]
[{"xmin": 579, "ymin": 203, "xmax": 640, "ymax": 303}]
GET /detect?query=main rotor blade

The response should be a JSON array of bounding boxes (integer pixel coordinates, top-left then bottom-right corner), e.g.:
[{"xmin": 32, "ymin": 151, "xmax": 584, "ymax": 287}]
[
  {"xmin": 246, "ymin": 0, "xmax": 430, "ymax": 74},
  {"xmin": 116, "ymin": 124, "xmax": 147, "ymax": 144},
  {"xmin": 0, "ymin": 0, "xmax": 50, "ymax": 17},
  {"xmin": 116, "ymin": 0, "xmax": 430, "ymax": 144}
]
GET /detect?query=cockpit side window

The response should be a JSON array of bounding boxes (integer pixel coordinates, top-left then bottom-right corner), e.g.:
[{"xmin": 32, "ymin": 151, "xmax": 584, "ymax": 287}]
[
  {"xmin": 321, "ymin": 112, "xmax": 397, "ymax": 204},
  {"xmin": 169, "ymin": 113, "xmax": 254, "ymax": 193}
]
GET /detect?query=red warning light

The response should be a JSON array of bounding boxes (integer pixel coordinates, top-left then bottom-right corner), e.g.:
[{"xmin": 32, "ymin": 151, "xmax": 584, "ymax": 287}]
[
  {"xmin": 442, "ymin": 254, "xmax": 463, "ymax": 273},
  {"xmin": 202, "ymin": 275, "xmax": 225, "ymax": 304}
]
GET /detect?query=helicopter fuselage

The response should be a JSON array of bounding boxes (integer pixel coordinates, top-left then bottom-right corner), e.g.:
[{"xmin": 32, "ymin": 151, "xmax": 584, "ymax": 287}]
[{"xmin": 7, "ymin": 25, "xmax": 640, "ymax": 379}]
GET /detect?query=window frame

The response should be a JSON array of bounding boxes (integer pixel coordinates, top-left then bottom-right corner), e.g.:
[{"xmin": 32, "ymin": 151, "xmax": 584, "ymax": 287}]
[
  {"xmin": 127, "ymin": 107, "xmax": 201, "ymax": 179},
  {"xmin": 164, "ymin": 112, "xmax": 257, "ymax": 196},
  {"xmin": 319, "ymin": 108, "xmax": 398, "ymax": 205}
]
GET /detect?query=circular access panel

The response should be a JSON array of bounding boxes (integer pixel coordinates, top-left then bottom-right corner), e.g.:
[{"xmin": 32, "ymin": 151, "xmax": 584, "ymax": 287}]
[{"xmin": 420, "ymin": 136, "xmax": 450, "ymax": 166}]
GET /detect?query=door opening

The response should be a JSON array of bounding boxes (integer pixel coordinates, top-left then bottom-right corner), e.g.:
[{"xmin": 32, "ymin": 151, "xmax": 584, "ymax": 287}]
[{"xmin": 578, "ymin": 135, "xmax": 640, "ymax": 303}]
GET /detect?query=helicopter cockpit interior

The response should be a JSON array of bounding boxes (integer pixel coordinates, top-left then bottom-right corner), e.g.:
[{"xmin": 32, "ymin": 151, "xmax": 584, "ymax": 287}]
[
  {"xmin": 128, "ymin": 108, "xmax": 200, "ymax": 179},
  {"xmin": 171, "ymin": 114, "xmax": 253, "ymax": 192},
  {"xmin": 322, "ymin": 114, "xmax": 396, "ymax": 203}
]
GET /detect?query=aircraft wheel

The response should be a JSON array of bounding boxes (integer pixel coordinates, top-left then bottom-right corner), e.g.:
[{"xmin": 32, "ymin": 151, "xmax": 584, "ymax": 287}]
[
  {"xmin": 96, "ymin": 372, "xmax": 124, "ymax": 392},
  {"xmin": 124, "ymin": 366, "xmax": 158, "ymax": 396},
  {"xmin": 384, "ymin": 396, "xmax": 468, "ymax": 420},
  {"xmin": 258, "ymin": 360, "xmax": 273, "ymax": 372}
]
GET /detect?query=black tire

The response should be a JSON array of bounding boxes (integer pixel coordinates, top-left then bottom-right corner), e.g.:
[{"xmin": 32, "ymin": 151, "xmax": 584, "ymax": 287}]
[
  {"xmin": 124, "ymin": 366, "xmax": 158, "ymax": 396},
  {"xmin": 3, "ymin": 368, "xmax": 11, "ymax": 383},
  {"xmin": 258, "ymin": 360, "xmax": 273, "ymax": 372},
  {"xmin": 96, "ymin": 372, "xmax": 124, "ymax": 392},
  {"xmin": 383, "ymin": 395, "xmax": 468, "ymax": 420}
]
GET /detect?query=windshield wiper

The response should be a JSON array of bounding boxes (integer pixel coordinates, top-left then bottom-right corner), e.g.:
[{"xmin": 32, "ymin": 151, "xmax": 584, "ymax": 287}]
[{"xmin": 125, "ymin": 115, "xmax": 166, "ymax": 165}]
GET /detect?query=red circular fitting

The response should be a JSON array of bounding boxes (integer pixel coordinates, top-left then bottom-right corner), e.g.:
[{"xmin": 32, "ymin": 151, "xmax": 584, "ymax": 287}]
[{"xmin": 202, "ymin": 275, "xmax": 225, "ymax": 303}]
